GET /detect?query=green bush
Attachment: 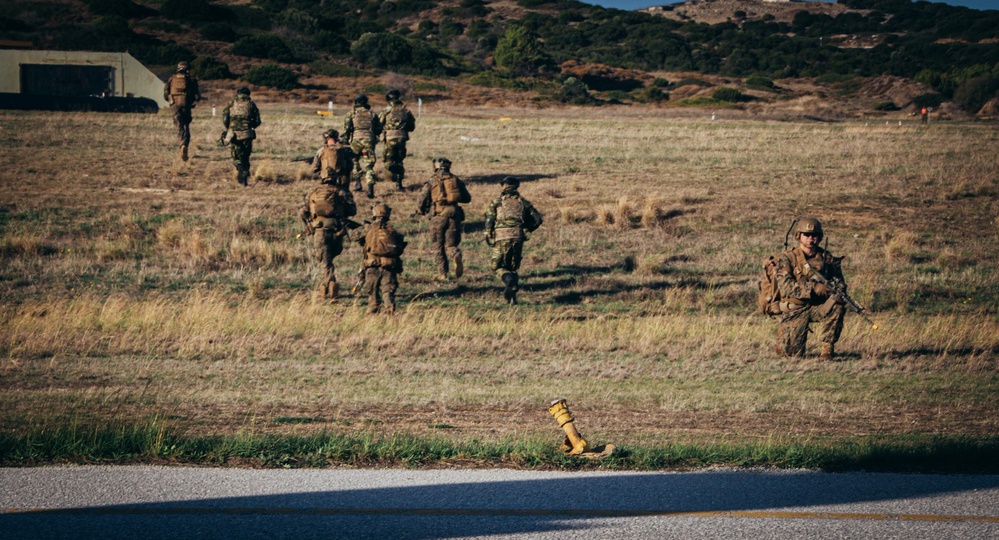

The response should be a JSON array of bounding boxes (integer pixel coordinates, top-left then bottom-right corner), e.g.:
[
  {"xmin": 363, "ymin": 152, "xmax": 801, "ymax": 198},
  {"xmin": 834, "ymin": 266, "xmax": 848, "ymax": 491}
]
[
  {"xmin": 953, "ymin": 76, "xmax": 999, "ymax": 113},
  {"xmin": 191, "ymin": 56, "xmax": 232, "ymax": 80},
  {"xmin": 241, "ymin": 64, "xmax": 298, "ymax": 90},
  {"xmin": 652, "ymin": 77, "xmax": 670, "ymax": 88},
  {"xmin": 712, "ymin": 87, "xmax": 748, "ymax": 102},
  {"xmin": 350, "ymin": 32, "xmax": 412, "ymax": 69},
  {"xmin": 553, "ymin": 77, "xmax": 595, "ymax": 105},
  {"xmin": 640, "ymin": 87, "xmax": 670, "ymax": 102},
  {"xmin": 309, "ymin": 60, "xmax": 367, "ymax": 78},
  {"xmin": 745, "ymin": 75, "xmax": 774, "ymax": 90},
  {"xmin": 673, "ymin": 77, "xmax": 712, "ymax": 88},
  {"xmin": 912, "ymin": 93, "xmax": 943, "ymax": 109},
  {"xmin": 873, "ymin": 101, "xmax": 900, "ymax": 111},
  {"xmin": 200, "ymin": 23, "xmax": 237, "ymax": 42},
  {"xmin": 232, "ymin": 33, "xmax": 296, "ymax": 62},
  {"xmin": 494, "ymin": 25, "xmax": 555, "ymax": 77}
]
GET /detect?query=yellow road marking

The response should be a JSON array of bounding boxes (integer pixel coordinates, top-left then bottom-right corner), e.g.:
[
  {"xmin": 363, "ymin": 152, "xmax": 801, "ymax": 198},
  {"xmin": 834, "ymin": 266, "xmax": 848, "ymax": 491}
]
[{"xmin": 2, "ymin": 507, "xmax": 998, "ymax": 523}]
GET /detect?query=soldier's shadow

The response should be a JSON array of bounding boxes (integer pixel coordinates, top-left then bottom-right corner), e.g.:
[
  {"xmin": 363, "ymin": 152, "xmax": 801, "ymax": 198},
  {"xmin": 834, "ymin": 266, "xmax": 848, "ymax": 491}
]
[{"xmin": 465, "ymin": 173, "xmax": 554, "ymax": 186}]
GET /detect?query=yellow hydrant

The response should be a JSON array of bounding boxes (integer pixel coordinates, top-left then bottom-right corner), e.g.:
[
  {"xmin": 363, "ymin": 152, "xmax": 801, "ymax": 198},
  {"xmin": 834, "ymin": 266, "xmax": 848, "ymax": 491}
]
[{"xmin": 547, "ymin": 398, "xmax": 591, "ymax": 455}]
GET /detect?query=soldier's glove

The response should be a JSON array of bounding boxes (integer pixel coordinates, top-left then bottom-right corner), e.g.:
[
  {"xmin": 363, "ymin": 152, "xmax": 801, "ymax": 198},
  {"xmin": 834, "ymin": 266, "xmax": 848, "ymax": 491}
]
[
  {"xmin": 484, "ymin": 234, "xmax": 495, "ymax": 247},
  {"xmin": 813, "ymin": 282, "xmax": 832, "ymax": 298}
]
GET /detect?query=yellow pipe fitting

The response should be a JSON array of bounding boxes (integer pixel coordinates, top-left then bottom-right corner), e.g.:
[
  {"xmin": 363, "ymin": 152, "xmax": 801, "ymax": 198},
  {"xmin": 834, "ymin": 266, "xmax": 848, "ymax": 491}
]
[{"xmin": 548, "ymin": 399, "xmax": 590, "ymax": 455}]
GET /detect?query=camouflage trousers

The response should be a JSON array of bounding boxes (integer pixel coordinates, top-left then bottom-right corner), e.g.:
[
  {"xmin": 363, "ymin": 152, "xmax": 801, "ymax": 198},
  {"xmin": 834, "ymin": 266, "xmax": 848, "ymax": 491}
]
[
  {"xmin": 364, "ymin": 266, "xmax": 398, "ymax": 313},
  {"xmin": 490, "ymin": 238, "xmax": 524, "ymax": 280},
  {"xmin": 171, "ymin": 105, "xmax": 192, "ymax": 147},
  {"xmin": 381, "ymin": 139, "xmax": 408, "ymax": 183},
  {"xmin": 312, "ymin": 228, "xmax": 345, "ymax": 300},
  {"xmin": 231, "ymin": 139, "xmax": 253, "ymax": 177},
  {"xmin": 776, "ymin": 301, "xmax": 845, "ymax": 357},
  {"xmin": 430, "ymin": 213, "xmax": 463, "ymax": 277},
  {"xmin": 350, "ymin": 139, "xmax": 378, "ymax": 187}
]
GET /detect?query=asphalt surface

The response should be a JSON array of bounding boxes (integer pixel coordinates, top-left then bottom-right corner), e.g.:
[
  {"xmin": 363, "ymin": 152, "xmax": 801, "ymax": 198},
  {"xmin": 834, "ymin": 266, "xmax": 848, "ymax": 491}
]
[{"xmin": 1, "ymin": 466, "xmax": 997, "ymax": 539}]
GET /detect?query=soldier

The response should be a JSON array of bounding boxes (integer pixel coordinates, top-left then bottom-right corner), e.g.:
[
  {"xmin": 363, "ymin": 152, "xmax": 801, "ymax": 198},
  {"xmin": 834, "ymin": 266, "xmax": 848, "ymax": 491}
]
[
  {"xmin": 310, "ymin": 129, "xmax": 354, "ymax": 189},
  {"xmin": 299, "ymin": 172, "xmax": 358, "ymax": 302},
  {"xmin": 774, "ymin": 217, "xmax": 847, "ymax": 359},
  {"xmin": 163, "ymin": 60, "xmax": 201, "ymax": 161},
  {"xmin": 357, "ymin": 204, "xmax": 406, "ymax": 314},
  {"xmin": 378, "ymin": 89, "xmax": 417, "ymax": 190},
  {"xmin": 484, "ymin": 176, "xmax": 543, "ymax": 305},
  {"xmin": 342, "ymin": 94, "xmax": 382, "ymax": 199},
  {"xmin": 222, "ymin": 87, "xmax": 261, "ymax": 187},
  {"xmin": 416, "ymin": 158, "xmax": 471, "ymax": 282}
]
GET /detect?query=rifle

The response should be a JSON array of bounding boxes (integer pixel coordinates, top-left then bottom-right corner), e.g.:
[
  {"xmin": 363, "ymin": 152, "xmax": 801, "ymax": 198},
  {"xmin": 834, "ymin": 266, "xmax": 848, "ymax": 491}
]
[
  {"xmin": 807, "ymin": 270, "xmax": 879, "ymax": 330},
  {"xmin": 216, "ymin": 129, "xmax": 230, "ymax": 147},
  {"xmin": 291, "ymin": 155, "xmax": 315, "ymax": 165}
]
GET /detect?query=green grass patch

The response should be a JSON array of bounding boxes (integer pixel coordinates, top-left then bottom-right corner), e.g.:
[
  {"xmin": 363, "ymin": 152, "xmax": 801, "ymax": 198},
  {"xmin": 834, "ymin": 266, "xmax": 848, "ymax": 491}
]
[{"xmin": 2, "ymin": 421, "xmax": 996, "ymax": 473}]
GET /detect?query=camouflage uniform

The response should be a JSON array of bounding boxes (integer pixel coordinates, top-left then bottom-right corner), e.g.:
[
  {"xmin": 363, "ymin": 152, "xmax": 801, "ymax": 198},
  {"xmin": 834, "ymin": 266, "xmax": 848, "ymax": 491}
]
[
  {"xmin": 416, "ymin": 158, "xmax": 471, "ymax": 281},
  {"xmin": 163, "ymin": 61, "xmax": 201, "ymax": 161},
  {"xmin": 377, "ymin": 91, "xmax": 417, "ymax": 190},
  {"xmin": 310, "ymin": 129, "xmax": 354, "ymax": 189},
  {"xmin": 484, "ymin": 177, "xmax": 543, "ymax": 305},
  {"xmin": 222, "ymin": 87, "xmax": 261, "ymax": 186},
  {"xmin": 300, "ymin": 179, "xmax": 357, "ymax": 302},
  {"xmin": 342, "ymin": 95, "xmax": 382, "ymax": 198},
  {"xmin": 774, "ymin": 219, "xmax": 847, "ymax": 358},
  {"xmin": 357, "ymin": 204, "xmax": 406, "ymax": 314}
]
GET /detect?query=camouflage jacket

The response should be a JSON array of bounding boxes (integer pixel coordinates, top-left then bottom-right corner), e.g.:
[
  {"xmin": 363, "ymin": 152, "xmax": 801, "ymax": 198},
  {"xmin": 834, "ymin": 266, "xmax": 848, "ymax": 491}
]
[
  {"xmin": 342, "ymin": 106, "xmax": 382, "ymax": 144},
  {"xmin": 775, "ymin": 246, "xmax": 845, "ymax": 306},
  {"xmin": 222, "ymin": 96, "xmax": 261, "ymax": 133},
  {"xmin": 377, "ymin": 102, "xmax": 416, "ymax": 141},
  {"xmin": 484, "ymin": 188, "xmax": 543, "ymax": 240}
]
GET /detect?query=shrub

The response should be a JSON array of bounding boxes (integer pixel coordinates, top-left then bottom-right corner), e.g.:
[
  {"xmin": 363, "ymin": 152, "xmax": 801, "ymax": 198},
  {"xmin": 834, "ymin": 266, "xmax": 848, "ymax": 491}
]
[
  {"xmin": 953, "ymin": 76, "xmax": 999, "ymax": 113},
  {"xmin": 494, "ymin": 25, "xmax": 555, "ymax": 77},
  {"xmin": 350, "ymin": 32, "xmax": 412, "ymax": 69},
  {"xmin": 912, "ymin": 93, "xmax": 943, "ymax": 109},
  {"xmin": 873, "ymin": 101, "xmax": 900, "ymax": 111},
  {"xmin": 673, "ymin": 77, "xmax": 712, "ymax": 88},
  {"xmin": 640, "ymin": 87, "xmax": 670, "ymax": 102},
  {"xmin": 241, "ymin": 64, "xmax": 298, "ymax": 90},
  {"xmin": 745, "ymin": 75, "xmax": 774, "ymax": 90},
  {"xmin": 553, "ymin": 77, "xmax": 595, "ymax": 105},
  {"xmin": 309, "ymin": 60, "xmax": 367, "ymax": 78},
  {"xmin": 200, "ymin": 23, "xmax": 237, "ymax": 42},
  {"xmin": 652, "ymin": 77, "xmax": 670, "ymax": 88},
  {"xmin": 232, "ymin": 34, "xmax": 296, "ymax": 62},
  {"xmin": 712, "ymin": 87, "xmax": 748, "ymax": 102},
  {"xmin": 191, "ymin": 56, "xmax": 232, "ymax": 80}
]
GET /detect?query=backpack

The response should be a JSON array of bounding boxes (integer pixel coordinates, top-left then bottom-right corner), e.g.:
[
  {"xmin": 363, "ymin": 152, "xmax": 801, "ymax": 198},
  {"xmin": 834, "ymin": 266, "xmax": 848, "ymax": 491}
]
[
  {"xmin": 310, "ymin": 185, "xmax": 344, "ymax": 218},
  {"xmin": 366, "ymin": 224, "xmax": 403, "ymax": 257},
  {"xmin": 433, "ymin": 172, "xmax": 470, "ymax": 206},
  {"xmin": 757, "ymin": 252, "xmax": 784, "ymax": 317},
  {"xmin": 352, "ymin": 108, "xmax": 375, "ymax": 138}
]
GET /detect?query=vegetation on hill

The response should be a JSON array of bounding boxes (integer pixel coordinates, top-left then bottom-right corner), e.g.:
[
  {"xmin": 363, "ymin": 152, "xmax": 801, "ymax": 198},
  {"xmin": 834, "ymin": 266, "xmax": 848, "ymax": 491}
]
[{"xmin": 2, "ymin": 0, "xmax": 999, "ymax": 110}]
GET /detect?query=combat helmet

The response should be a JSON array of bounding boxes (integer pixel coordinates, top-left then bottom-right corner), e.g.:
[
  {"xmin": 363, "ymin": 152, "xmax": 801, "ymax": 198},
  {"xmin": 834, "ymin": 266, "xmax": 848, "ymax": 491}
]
[
  {"xmin": 795, "ymin": 217, "xmax": 823, "ymax": 238},
  {"xmin": 237, "ymin": 86, "xmax": 251, "ymax": 96},
  {"xmin": 385, "ymin": 89, "xmax": 401, "ymax": 102},
  {"xmin": 354, "ymin": 94, "xmax": 369, "ymax": 107},
  {"xmin": 372, "ymin": 203, "xmax": 392, "ymax": 220},
  {"xmin": 322, "ymin": 128, "xmax": 339, "ymax": 142},
  {"xmin": 177, "ymin": 61, "xmax": 190, "ymax": 72},
  {"xmin": 501, "ymin": 176, "xmax": 520, "ymax": 189},
  {"xmin": 433, "ymin": 157, "xmax": 452, "ymax": 171}
]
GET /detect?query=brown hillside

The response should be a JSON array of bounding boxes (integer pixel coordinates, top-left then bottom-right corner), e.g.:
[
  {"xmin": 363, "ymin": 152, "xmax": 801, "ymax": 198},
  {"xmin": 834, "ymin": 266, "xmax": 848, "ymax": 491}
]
[{"xmin": 644, "ymin": 0, "xmax": 859, "ymax": 25}]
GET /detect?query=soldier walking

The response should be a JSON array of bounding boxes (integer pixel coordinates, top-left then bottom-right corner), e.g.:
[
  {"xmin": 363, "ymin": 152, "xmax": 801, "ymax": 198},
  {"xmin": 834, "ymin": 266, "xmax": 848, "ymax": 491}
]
[
  {"xmin": 163, "ymin": 60, "xmax": 201, "ymax": 161},
  {"xmin": 358, "ymin": 204, "xmax": 406, "ymax": 314},
  {"xmin": 342, "ymin": 94, "xmax": 382, "ymax": 199},
  {"xmin": 300, "ymin": 173, "xmax": 358, "ymax": 302},
  {"xmin": 484, "ymin": 176, "xmax": 543, "ymax": 305},
  {"xmin": 416, "ymin": 158, "xmax": 471, "ymax": 282},
  {"xmin": 222, "ymin": 87, "xmax": 261, "ymax": 187},
  {"xmin": 378, "ymin": 90, "xmax": 416, "ymax": 190},
  {"xmin": 310, "ymin": 129, "xmax": 354, "ymax": 189},
  {"xmin": 774, "ymin": 217, "xmax": 847, "ymax": 358}
]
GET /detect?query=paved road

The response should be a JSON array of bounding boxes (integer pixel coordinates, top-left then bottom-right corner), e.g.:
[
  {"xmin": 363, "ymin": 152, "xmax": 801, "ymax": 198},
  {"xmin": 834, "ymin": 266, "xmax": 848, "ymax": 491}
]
[{"xmin": 1, "ymin": 466, "xmax": 997, "ymax": 539}]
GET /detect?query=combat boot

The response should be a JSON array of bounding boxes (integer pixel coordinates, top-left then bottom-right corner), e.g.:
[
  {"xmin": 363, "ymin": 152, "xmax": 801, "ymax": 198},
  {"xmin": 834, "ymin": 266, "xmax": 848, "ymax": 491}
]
[
  {"xmin": 353, "ymin": 176, "xmax": 363, "ymax": 192},
  {"xmin": 236, "ymin": 170, "xmax": 249, "ymax": 186},
  {"xmin": 366, "ymin": 183, "xmax": 375, "ymax": 199},
  {"xmin": 394, "ymin": 175, "xmax": 404, "ymax": 191},
  {"xmin": 326, "ymin": 281, "xmax": 339, "ymax": 303},
  {"xmin": 820, "ymin": 343, "xmax": 835, "ymax": 359},
  {"xmin": 180, "ymin": 145, "xmax": 188, "ymax": 162},
  {"xmin": 453, "ymin": 253, "xmax": 464, "ymax": 279},
  {"xmin": 502, "ymin": 273, "xmax": 518, "ymax": 305}
]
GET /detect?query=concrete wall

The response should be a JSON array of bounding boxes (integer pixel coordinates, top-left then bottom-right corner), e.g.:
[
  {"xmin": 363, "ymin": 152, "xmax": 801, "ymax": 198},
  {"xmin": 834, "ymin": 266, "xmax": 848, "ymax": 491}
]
[{"xmin": 0, "ymin": 50, "xmax": 167, "ymax": 108}]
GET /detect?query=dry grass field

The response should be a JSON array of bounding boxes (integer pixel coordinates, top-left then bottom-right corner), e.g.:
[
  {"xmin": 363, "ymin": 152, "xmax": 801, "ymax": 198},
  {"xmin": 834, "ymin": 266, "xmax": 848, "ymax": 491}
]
[{"xmin": 1, "ymin": 103, "xmax": 997, "ymax": 458}]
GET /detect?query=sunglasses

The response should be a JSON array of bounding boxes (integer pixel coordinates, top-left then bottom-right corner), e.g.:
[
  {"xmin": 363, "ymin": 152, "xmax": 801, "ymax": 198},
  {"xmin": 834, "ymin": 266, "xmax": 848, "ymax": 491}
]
[{"xmin": 801, "ymin": 232, "xmax": 820, "ymax": 238}]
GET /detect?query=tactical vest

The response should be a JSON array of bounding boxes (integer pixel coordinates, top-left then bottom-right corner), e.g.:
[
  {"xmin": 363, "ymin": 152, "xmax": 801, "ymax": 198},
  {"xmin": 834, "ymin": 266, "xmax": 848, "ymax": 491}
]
[
  {"xmin": 495, "ymin": 195, "xmax": 525, "ymax": 227},
  {"xmin": 431, "ymin": 172, "xmax": 466, "ymax": 215},
  {"xmin": 352, "ymin": 108, "xmax": 375, "ymax": 140},
  {"xmin": 383, "ymin": 105, "xmax": 410, "ymax": 140},
  {"xmin": 319, "ymin": 146, "xmax": 340, "ymax": 178},
  {"xmin": 228, "ymin": 99, "xmax": 255, "ymax": 137}
]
